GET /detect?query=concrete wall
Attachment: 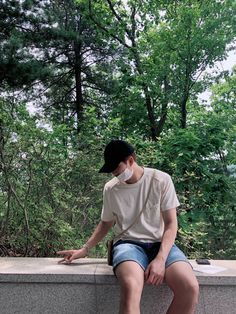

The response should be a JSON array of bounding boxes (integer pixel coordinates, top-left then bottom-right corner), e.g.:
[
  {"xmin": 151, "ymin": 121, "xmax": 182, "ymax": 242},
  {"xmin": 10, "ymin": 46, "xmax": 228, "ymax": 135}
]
[{"xmin": 0, "ymin": 258, "xmax": 235, "ymax": 314}]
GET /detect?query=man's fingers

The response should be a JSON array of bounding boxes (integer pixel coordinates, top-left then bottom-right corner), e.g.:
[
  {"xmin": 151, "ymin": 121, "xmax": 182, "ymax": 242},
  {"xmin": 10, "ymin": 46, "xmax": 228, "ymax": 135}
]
[
  {"xmin": 56, "ymin": 250, "xmax": 70, "ymax": 255},
  {"xmin": 56, "ymin": 250, "xmax": 73, "ymax": 264},
  {"xmin": 146, "ymin": 272, "xmax": 155, "ymax": 285},
  {"xmin": 154, "ymin": 276, "xmax": 161, "ymax": 286},
  {"xmin": 57, "ymin": 257, "xmax": 72, "ymax": 264},
  {"xmin": 145, "ymin": 271, "xmax": 164, "ymax": 285},
  {"xmin": 58, "ymin": 258, "xmax": 66, "ymax": 264},
  {"xmin": 144, "ymin": 267, "xmax": 150, "ymax": 281},
  {"xmin": 145, "ymin": 273, "xmax": 149, "ymax": 282}
]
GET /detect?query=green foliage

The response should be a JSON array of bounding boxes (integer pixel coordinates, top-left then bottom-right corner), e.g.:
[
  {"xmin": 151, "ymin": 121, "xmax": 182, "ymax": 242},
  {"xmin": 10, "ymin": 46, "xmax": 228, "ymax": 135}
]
[
  {"xmin": 0, "ymin": 99, "xmax": 106, "ymax": 256},
  {"xmin": 0, "ymin": 1, "xmax": 236, "ymax": 260},
  {"xmin": 86, "ymin": 0, "xmax": 236, "ymax": 136},
  {"xmin": 158, "ymin": 90, "xmax": 235, "ymax": 258}
]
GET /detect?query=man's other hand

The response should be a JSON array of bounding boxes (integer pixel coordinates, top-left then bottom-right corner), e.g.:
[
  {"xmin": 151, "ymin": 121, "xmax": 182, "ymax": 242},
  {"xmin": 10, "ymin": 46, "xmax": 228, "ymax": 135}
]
[
  {"xmin": 144, "ymin": 259, "xmax": 165, "ymax": 285},
  {"xmin": 56, "ymin": 248, "xmax": 87, "ymax": 264}
]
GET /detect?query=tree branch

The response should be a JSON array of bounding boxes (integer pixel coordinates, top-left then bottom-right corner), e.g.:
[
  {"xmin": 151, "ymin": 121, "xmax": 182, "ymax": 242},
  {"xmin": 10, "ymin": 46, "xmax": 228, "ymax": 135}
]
[
  {"xmin": 106, "ymin": 0, "xmax": 131, "ymax": 37},
  {"xmin": 88, "ymin": 0, "xmax": 132, "ymax": 50}
]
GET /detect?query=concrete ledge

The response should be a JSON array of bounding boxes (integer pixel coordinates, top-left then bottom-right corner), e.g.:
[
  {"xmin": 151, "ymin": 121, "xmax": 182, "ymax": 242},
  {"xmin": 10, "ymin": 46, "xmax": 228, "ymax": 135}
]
[{"xmin": 0, "ymin": 258, "xmax": 236, "ymax": 314}]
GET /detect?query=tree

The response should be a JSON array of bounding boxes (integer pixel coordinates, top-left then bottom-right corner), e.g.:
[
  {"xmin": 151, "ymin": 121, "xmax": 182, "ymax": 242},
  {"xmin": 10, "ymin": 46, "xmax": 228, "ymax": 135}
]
[
  {"xmin": 155, "ymin": 70, "xmax": 236, "ymax": 258},
  {"xmin": 0, "ymin": 97, "xmax": 106, "ymax": 257},
  {"xmin": 1, "ymin": 0, "xmax": 116, "ymax": 134},
  {"xmin": 0, "ymin": 0, "xmax": 50, "ymax": 88},
  {"xmin": 88, "ymin": 0, "xmax": 236, "ymax": 139}
]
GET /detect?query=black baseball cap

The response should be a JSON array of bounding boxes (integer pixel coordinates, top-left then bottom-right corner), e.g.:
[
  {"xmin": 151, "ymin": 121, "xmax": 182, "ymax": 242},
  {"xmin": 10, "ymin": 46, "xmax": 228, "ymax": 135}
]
[{"xmin": 99, "ymin": 140, "xmax": 135, "ymax": 173}]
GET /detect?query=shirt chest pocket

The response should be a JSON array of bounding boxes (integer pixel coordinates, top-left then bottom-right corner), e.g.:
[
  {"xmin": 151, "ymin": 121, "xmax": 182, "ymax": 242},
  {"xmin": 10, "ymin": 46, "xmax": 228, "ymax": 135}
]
[{"xmin": 143, "ymin": 201, "xmax": 161, "ymax": 226}]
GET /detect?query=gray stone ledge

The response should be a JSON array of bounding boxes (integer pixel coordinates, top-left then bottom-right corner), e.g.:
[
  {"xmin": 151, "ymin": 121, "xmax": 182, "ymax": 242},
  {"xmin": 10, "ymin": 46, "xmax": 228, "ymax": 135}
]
[
  {"xmin": 0, "ymin": 258, "xmax": 235, "ymax": 285},
  {"xmin": 1, "ymin": 258, "xmax": 236, "ymax": 314}
]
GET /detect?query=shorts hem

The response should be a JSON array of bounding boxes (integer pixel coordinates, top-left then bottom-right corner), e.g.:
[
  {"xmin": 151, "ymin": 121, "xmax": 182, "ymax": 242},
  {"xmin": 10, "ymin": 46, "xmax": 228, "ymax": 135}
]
[
  {"xmin": 113, "ymin": 259, "xmax": 146, "ymax": 275},
  {"xmin": 166, "ymin": 259, "xmax": 193, "ymax": 269}
]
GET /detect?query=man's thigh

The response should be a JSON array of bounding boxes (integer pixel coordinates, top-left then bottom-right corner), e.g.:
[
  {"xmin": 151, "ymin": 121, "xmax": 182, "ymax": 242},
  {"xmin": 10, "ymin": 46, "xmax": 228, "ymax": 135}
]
[
  {"xmin": 115, "ymin": 261, "xmax": 145, "ymax": 290},
  {"xmin": 164, "ymin": 261, "xmax": 199, "ymax": 293}
]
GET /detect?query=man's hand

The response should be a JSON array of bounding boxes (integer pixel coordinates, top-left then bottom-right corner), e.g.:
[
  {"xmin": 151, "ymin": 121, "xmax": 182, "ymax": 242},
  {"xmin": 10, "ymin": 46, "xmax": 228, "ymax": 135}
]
[
  {"xmin": 56, "ymin": 248, "xmax": 87, "ymax": 264},
  {"xmin": 144, "ymin": 258, "xmax": 165, "ymax": 286}
]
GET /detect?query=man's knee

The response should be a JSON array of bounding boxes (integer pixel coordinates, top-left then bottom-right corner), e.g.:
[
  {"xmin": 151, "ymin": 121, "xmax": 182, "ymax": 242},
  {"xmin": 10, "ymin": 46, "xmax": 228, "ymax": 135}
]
[
  {"xmin": 115, "ymin": 261, "xmax": 144, "ymax": 294},
  {"xmin": 187, "ymin": 279, "xmax": 199, "ymax": 302},
  {"xmin": 177, "ymin": 278, "xmax": 199, "ymax": 305},
  {"xmin": 120, "ymin": 274, "xmax": 144, "ymax": 294},
  {"xmin": 165, "ymin": 262, "xmax": 199, "ymax": 304}
]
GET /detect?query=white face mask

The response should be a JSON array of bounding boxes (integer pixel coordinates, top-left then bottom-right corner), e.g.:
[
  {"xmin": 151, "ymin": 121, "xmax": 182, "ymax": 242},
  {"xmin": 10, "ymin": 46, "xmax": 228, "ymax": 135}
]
[{"xmin": 116, "ymin": 167, "xmax": 133, "ymax": 182}]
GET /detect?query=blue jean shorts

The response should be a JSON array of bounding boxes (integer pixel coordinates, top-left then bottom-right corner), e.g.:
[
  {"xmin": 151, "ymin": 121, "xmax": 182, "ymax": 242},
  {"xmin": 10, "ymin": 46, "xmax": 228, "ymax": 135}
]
[{"xmin": 112, "ymin": 240, "xmax": 191, "ymax": 272}]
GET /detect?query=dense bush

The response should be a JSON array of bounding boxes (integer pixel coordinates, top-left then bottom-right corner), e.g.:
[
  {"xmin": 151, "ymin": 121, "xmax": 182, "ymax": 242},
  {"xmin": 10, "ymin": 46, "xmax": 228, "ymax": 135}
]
[
  {"xmin": 0, "ymin": 90, "xmax": 235, "ymax": 259},
  {"xmin": 1, "ymin": 0, "xmax": 235, "ymax": 259}
]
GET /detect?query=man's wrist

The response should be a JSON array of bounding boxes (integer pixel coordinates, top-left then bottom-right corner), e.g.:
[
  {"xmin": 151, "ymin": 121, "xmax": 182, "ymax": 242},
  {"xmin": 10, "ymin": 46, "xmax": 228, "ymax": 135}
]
[
  {"xmin": 155, "ymin": 254, "xmax": 166, "ymax": 263},
  {"xmin": 82, "ymin": 243, "xmax": 90, "ymax": 255}
]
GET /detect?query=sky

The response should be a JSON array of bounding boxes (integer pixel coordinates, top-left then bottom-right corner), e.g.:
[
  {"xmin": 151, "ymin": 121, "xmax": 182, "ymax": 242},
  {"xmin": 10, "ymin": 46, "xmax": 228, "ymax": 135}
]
[
  {"xmin": 27, "ymin": 46, "xmax": 236, "ymax": 115},
  {"xmin": 198, "ymin": 48, "xmax": 236, "ymax": 104}
]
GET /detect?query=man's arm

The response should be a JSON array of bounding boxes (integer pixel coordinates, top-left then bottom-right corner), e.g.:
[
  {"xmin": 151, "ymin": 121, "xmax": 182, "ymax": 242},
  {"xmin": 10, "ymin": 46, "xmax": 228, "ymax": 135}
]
[
  {"xmin": 156, "ymin": 208, "xmax": 178, "ymax": 262},
  {"xmin": 145, "ymin": 208, "xmax": 177, "ymax": 285},
  {"xmin": 84, "ymin": 220, "xmax": 114, "ymax": 250},
  {"xmin": 57, "ymin": 220, "xmax": 114, "ymax": 263}
]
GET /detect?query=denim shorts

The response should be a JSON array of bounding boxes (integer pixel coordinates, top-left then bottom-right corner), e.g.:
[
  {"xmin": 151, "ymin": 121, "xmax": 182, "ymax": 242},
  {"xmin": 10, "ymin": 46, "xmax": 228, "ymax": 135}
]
[{"xmin": 112, "ymin": 240, "xmax": 191, "ymax": 272}]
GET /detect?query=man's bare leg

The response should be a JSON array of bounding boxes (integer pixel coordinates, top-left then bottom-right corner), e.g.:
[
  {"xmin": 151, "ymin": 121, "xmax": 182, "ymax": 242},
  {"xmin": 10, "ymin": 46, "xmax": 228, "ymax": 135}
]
[
  {"xmin": 115, "ymin": 261, "xmax": 145, "ymax": 314},
  {"xmin": 165, "ymin": 261, "xmax": 199, "ymax": 314}
]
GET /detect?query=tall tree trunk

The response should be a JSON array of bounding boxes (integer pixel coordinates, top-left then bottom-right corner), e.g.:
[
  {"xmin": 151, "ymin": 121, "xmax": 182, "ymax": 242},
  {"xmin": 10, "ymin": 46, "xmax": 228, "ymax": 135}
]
[
  {"xmin": 89, "ymin": 1, "xmax": 171, "ymax": 140},
  {"xmin": 180, "ymin": 52, "xmax": 191, "ymax": 129},
  {"xmin": 180, "ymin": 93, "xmax": 188, "ymax": 129},
  {"xmin": 130, "ymin": 8, "xmax": 167, "ymax": 141},
  {"xmin": 143, "ymin": 86, "xmax": 158, "ymax": 141},
  {"xmin": 132, "ymin": 46, "xmax": 159, "ymax": 141},
  {"xmin": 155, "ymin": 77, "xmax": 169, "ymax": 137},
  {"xmin": 74, "ymin": 40, "xmax": 83, "ymax": 133}
]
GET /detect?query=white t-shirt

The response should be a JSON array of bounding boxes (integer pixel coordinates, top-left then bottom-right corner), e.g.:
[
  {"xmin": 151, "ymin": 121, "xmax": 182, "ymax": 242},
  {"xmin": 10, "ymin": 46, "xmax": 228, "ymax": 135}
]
[{"xmin": 101, "ymin": 167, "xmax": 180, "ymax": 243}]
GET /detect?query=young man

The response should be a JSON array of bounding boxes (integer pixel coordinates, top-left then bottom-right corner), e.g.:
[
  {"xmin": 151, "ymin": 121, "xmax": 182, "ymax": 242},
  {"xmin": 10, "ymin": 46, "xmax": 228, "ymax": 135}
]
[{"xmin": 57, "ymin": 140, "xmax": 199, "ymax": 314}]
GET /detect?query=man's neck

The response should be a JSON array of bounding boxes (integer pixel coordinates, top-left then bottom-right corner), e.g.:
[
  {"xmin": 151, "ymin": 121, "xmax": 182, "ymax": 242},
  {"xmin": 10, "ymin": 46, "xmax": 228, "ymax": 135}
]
[{"xmin": 125, "ymin": 165, "xmax": 144, "ymax": 184}]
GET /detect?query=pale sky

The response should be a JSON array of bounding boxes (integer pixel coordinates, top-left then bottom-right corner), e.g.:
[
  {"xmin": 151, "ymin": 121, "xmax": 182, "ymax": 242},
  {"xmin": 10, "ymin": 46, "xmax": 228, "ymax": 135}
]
[
  {"xmin": 27, "ymin": 47, "xmax": 235, "ymax": 115},
  {"xmin": 198, "ymin": 48, "xmax": 236, "ymax": 104}
]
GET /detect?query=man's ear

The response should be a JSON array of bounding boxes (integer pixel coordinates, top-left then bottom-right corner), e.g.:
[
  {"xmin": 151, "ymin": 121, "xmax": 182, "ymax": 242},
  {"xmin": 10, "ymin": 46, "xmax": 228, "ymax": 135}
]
[{"xmin": 128, "ymin": 155, "xmax": 135, "ymax": 167}]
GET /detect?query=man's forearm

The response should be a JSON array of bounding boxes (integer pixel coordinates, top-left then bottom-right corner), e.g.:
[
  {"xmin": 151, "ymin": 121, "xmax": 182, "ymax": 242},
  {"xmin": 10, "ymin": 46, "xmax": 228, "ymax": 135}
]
[
  {"xmin": 155, "ymin": 222, "xmax": 177, "ymax": 262},
  {"xmin": 85, "ymin": 220, "xmax": 114, "ymax": 249}
]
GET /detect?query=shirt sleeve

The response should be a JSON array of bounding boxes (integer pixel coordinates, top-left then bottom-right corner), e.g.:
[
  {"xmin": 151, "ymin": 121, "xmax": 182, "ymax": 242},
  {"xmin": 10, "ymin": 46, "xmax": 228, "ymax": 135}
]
[
  {"xmin": 101, "ymin": 185, "xmax": 114, "ymax": 221},
  {"xmin": 160, "ymin": 174, "xmax": 180, "ymax": 211}
]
